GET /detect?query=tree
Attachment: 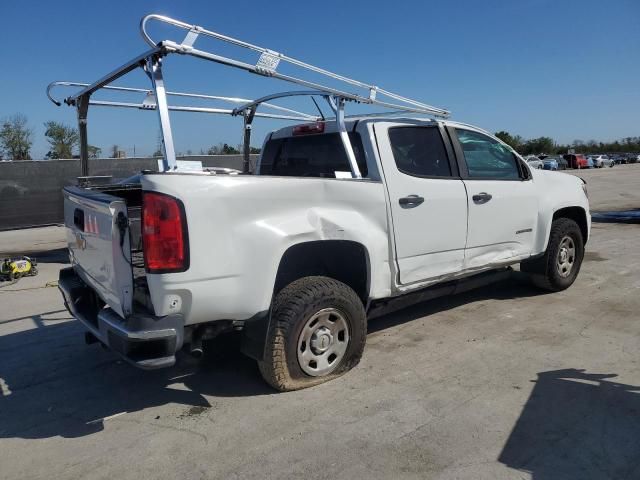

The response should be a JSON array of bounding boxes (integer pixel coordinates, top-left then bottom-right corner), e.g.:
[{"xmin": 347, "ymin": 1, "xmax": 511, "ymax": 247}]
[
  {"xmin": 88, "ymin": 145, "xmax": 102, "ymax": 159},
  {"xmin": 493, "ymin": 132, "xmax": 640, "ymax": 157},
  {"xmin": 222, "ymin": 143, "xmax": 239, "ymax": 154},
  {"xmin": 153, "ymin": 130, "xmax": 163, "ymax": 157},
  {"xmin": 207, "ymin": 143, "xmax": 222, "ymax": 155},
  {"xmin": 521, "ymin": 136, "xmax": 555, "ymax": 156},
  {"xmin": 494, "ymin": 131, "xmax": 523, "ymax": 151},
  {"xmin": 44, "ymin": 121, "xmax": 79, "ymax": 159},
  {"xmin": 206, "ymin": 142, "xmax": 260, "ymax": 155},
  {"xmin": 0, "ymin": 114, "xmax": 33, "ymax": 160}
]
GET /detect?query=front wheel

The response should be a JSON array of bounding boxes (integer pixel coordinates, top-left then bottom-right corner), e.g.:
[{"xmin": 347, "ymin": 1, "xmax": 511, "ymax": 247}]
[
  {"xmin": 258, "ymin": 276, "xmax": 366, "ymax": 391},
  {"xmin": 521, "ymin": 218, "xmax": 584, "ymax": 292}
]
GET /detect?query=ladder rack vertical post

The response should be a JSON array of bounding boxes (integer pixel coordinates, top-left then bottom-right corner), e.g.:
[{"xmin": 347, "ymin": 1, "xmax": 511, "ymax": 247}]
[
  {"xmin": 76, "ymin": 95, "xmax": 90, "ymax": 177},
  {"xmin": 242, "ymin": 107, "xmax": 256, "ymax": 173},
  {"xmin": 146, "ymin": 56, "xmax": 177, "ymax": 171},
  {"xmin": 330, "ymin": 96, "xmax": 361, "ymax": 179}
]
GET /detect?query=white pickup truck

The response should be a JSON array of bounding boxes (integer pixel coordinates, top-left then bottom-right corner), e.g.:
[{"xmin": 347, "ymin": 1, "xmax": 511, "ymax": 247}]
[{"xmin": 53, "ymin": 15, "xmax": 590, "ymax": 391}]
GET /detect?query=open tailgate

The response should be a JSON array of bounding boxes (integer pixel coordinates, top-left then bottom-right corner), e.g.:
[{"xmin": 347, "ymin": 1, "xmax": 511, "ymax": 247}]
[{"xmin": 63, "ymin": 186, "xmax": 134, "ymax": 318}]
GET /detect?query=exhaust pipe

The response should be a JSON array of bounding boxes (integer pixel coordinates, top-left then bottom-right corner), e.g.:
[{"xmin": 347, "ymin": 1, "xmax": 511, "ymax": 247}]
[
  {"xmin": 185, "ymin": 322, "xmax": 235, "ymax": 358},
  {"xmin": 189, "ymin": 336, "xmax": 203, "ymax": 358}
]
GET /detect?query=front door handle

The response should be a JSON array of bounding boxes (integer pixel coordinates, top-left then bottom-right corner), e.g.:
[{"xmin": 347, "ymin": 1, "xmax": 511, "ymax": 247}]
[
  {"xmin": 472, "ymin": 192, "xmax": 492, "ymax": 204},
  {"xmin": 399, "ymin": 195, "xmax": 424, "ymax": 208}
]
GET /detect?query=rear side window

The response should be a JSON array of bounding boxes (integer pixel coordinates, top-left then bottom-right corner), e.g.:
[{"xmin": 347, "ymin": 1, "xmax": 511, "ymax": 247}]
[
  {"xmin": 455, "ymin": 129, "xmax": 521, "ymax": 180},
  {"xmin": 259, "ymin": 132, "xmax": 367, "ymax": 178},
  {"xmin": 388, "ymin": 127, "xmax": 452, "ymax": 177}
]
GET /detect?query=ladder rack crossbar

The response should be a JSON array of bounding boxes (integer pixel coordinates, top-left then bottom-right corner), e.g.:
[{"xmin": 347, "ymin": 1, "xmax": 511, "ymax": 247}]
[
  {"xmin": 89, "ymin": 100, "xmax": 318, "ymax": 122},
  {"xmin": 47, "ymin": 81, "xmax": 318, "ymax": 120},
  {"xmin": 140, "ymin": 14, "xmax": 450, "ymax": 118}
]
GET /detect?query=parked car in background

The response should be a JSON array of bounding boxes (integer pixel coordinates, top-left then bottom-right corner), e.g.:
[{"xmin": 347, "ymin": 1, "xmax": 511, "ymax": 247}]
[
  {"xmin": 589, "ymin": 155, "xmax": 614, "ymax": 168},
  {"xmin": 627, "ymin": 153, "xmax": 640, "ymax": 164},
  {"xmin": 525, "ymin": 155, "xmax": 544, "ymax": 169},
  {"xmin": 543, "ymin": 157, "xmax": 559, "ymax": 170},
  {"xmin": 563, "ymin": 154, "xmax": 589, "ymax": 169},
  {"xmin": 557, "ymin": 157, "xmax": 569, "ymax": 170},
  {"xmin": 611, "ymin": 154, "xmax": 627, "ymax": 165}
]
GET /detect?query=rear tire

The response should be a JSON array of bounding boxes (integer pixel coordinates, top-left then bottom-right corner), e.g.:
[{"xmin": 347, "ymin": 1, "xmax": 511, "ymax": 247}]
[
  {"xmin": 258, "ymin": 276, "xmax": 366, "ymax": 391},
  {"xmin": 521, "ymin": 218, "xmax": 584, "ymax": 292}
]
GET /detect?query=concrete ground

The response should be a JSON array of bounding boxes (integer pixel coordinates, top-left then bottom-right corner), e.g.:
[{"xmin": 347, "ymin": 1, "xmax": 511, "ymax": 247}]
[{"xmin": 0, "ymin": 165, "xmax": 639, "ymax": 480}]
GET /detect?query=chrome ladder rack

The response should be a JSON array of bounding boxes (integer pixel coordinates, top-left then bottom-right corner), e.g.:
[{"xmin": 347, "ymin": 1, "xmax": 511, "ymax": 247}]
[{"xmin": 48, "ymin": 13, "xmax": 451, "ymax": 177}]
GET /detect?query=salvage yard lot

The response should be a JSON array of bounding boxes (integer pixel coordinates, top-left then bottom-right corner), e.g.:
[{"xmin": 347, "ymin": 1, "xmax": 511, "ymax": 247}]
[{"xmin": 1, "ymin": 165, "xmax": 639, "ymax": 480}]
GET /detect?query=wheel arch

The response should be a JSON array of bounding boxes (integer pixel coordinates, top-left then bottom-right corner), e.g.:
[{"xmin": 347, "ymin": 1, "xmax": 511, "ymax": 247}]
[
  {"xmin": 553, "ymin": 206, "xmax": 589, "ymax": 245},
  {"xmin": 272, "ymin": 240, "xmax": 371, "ymax": 306}
]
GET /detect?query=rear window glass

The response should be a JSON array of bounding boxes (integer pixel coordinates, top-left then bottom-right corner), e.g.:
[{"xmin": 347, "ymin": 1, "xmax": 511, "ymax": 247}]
[
  {"xmin": 259, "ymin": 132, "xmax": 367, "ymax": 178},
  {"xmin": 388, "ymin": 127, "xmax": 452, "ymax": 177}
]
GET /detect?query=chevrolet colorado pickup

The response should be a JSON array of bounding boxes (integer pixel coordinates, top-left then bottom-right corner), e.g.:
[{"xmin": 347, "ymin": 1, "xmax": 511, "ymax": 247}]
[
  {"xmin": 53, "ymin": 14, "xmax": 590, "ymax": 391},
  {"xmin": 59, "ymin": 117, "xmax": 589, "ymax": 390}
]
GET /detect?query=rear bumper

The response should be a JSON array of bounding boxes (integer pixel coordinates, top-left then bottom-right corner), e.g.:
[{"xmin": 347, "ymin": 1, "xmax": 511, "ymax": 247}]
[{"xmin": 59, "ymin": 267, "xmax": 184, "ymax": 369}]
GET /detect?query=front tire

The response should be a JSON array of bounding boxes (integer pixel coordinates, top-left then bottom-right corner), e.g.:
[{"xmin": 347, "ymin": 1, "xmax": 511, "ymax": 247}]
[
  {"xmin": 258, "ymin": 276, "xmax": 366, "ymax": 391},
  {"xmin": 521, "ymin": 218, "xmax": 584, "ymax": 292}
]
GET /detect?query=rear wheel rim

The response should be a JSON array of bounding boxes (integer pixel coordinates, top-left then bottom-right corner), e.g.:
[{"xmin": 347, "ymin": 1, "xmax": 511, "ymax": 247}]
[
  {"xmin": 556, "ymin": 236, "xmax": 576, "ymax": 278},
  {"xmin": 297, "ymin": 308, "xmax": 349, "ymax": 377}
]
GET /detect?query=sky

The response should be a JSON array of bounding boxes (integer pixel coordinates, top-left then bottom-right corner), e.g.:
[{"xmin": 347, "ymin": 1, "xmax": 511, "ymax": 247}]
[{"xmin": 1, "ymin": 0, "xmax": 639, "ymax": 159}]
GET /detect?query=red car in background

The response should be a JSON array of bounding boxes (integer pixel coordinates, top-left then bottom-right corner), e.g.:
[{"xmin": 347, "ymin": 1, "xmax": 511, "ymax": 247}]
[{"xmin": 563, "ymin": 154, "xmax": 589, "ymax": 169}]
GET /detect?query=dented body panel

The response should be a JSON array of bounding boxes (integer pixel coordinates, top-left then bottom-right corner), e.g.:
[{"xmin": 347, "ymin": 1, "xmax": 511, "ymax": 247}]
[
  {"xmin": 63, "ymin": 187, "xmax": 134, "ymax": 318},
  {"xmin": 141, "ymin": 174, "xmax": 391, "ymax": 325}
]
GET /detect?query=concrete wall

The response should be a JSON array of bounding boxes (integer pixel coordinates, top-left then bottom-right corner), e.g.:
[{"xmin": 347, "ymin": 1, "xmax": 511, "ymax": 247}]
[{"xmin": 0, "ymin": 155, "xmax": 255, "ymax": 230}]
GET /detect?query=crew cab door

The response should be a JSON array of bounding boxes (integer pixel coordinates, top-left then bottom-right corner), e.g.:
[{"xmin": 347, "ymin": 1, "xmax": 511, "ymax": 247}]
[
  {"xmin": 375, "ymin": 122, "xmax": 468, "ymax": 285},
  {"xmin": 448, "ymin": 127, "xmax": 538, "ymax": 269}
]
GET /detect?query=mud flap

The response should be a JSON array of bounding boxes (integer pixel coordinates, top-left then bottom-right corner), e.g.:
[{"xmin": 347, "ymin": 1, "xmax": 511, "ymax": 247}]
[{"xmin": 240, "ymin": 310, "xmax": 271, "ymax": 361}]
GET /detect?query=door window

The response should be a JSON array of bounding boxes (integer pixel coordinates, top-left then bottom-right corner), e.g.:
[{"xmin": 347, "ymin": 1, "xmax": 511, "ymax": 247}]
[
  {"xmin": 456, "ymin": 129, "xmax": 521, "ymax": 180},
  {"xmin": 388, "ymin": 127, "xmax": 452, "ymax": 178}
]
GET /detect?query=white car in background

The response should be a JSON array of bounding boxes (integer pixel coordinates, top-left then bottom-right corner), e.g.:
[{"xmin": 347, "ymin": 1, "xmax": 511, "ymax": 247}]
[
  {"xmin": 525, "ymin": 155, "xmax": 544, "ymax": 169},
  {"xmin": 589, "ymin": 155, "xmax": 614, "ymax": 168}
]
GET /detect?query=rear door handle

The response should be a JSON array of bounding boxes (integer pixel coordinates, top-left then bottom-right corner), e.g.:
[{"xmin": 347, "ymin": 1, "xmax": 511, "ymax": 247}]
[
  {"xmin": 472, "ymin": 192, "xmax": 492, "ymax": 204},
  {"xmin": 399, "ymin": 195, "xmax": 424, "ymax": 207}
]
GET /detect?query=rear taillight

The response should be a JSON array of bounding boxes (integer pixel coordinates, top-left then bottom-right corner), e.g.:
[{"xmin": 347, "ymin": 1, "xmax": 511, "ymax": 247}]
[{"xmin": 142, "ymin": 192, "xmax": 189, "ymax": 273}]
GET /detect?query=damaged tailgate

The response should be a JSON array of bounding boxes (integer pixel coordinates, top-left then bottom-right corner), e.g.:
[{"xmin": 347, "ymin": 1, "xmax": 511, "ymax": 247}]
[{"xmin": 63, "ymin": 186, "xmax": 134, "ymax": 318}]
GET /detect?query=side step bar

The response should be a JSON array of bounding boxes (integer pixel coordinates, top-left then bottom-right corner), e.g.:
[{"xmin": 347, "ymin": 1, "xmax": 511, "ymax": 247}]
[{"xmin": 367, "ymin": 268, "xmax": 513, "ymax": 320}]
